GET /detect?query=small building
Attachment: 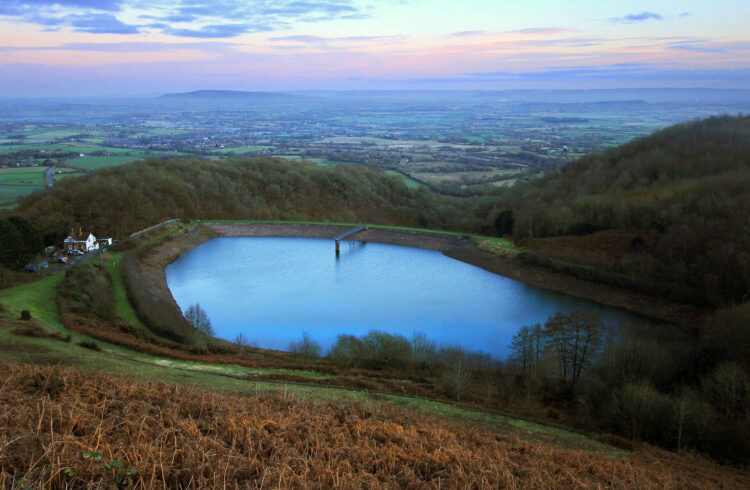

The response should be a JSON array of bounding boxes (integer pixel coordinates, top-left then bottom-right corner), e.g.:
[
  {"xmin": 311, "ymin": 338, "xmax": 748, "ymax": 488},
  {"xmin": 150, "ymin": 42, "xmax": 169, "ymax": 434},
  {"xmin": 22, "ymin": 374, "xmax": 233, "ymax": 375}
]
[{"xmin": 63, "ymin": 229, "xmax": 100, "ymax": 252}]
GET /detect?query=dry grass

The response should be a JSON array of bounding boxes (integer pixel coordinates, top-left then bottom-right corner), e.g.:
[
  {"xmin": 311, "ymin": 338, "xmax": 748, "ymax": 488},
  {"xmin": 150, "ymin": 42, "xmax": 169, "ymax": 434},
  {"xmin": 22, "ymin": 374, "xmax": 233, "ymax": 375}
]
[{"xmin": 1, "ymin": 362, "xmax": 747, "ymax": 489}]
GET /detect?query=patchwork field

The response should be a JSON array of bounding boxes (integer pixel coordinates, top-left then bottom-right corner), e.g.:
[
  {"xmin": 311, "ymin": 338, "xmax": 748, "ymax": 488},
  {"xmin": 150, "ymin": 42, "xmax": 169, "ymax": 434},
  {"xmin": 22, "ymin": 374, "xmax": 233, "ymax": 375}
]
[{"xmin": 0, "ymin": 166, "xmax": 48, "ymax": 206}]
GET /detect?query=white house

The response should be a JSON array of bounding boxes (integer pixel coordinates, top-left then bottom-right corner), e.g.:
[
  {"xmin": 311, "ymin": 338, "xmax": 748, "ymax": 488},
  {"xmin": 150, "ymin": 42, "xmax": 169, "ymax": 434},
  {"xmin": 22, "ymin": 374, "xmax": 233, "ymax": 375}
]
[{"xmin": 63, "ymin": 229, "xmax": 100, "ymax": 252}]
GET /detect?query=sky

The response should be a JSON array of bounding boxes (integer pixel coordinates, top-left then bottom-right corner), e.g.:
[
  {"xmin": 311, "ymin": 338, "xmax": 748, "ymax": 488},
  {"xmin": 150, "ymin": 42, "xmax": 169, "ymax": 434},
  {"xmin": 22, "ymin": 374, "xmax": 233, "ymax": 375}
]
[{"xmin": 0, "ymin": 0, "xmax": 749, "ymax": 96}]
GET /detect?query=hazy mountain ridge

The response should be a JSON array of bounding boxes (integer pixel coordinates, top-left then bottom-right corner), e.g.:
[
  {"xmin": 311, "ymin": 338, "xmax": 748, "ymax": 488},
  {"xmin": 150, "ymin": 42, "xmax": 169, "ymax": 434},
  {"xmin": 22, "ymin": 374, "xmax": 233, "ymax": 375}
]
[{"xmin": 159, "ymin": 90, "xmax": 298, "ymax": 100}]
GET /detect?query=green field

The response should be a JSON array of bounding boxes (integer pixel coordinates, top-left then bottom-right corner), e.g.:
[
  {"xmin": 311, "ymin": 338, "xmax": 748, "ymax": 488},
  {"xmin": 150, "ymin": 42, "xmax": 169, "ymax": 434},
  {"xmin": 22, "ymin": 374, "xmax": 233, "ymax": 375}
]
[
  {"xmin": 0, "ymin": 166, "xmax": 47, "ymax": 183},
  {"xmin": 214, "ymin": 145, "xmax": 272, "ymax": 154},
  {"xmin": 385, "ymin": 170, "xmax": 424, "ymax": 189},
  {"xmin": 67, "ymin": 155, "xmax": 145, "ymax": 170},
  {"xmin": 0, "ymin": 166, "xmax": 48, "ymax": 206}
]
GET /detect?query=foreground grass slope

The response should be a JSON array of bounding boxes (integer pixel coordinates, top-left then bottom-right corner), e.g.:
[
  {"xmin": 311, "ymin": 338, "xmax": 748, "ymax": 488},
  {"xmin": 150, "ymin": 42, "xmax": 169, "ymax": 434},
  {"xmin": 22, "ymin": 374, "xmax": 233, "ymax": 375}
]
[{"xmin": 2, "ymin": 362, "xmax": 748, "ymax": 489}]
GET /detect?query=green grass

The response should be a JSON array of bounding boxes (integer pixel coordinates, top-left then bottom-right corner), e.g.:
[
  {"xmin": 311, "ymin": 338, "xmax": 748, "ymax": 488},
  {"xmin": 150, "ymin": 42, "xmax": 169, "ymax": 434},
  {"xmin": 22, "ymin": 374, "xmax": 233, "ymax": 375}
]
[
  {"xmin": 385, "ymin": 170, "xmax": 424, "ymax": 189},
  {"xmin": 0, "ymin": 167, "xmax": 48, "ymax": 183},
  {"xmin": 0, "ymin": 273, "xmax": 66, "ymax": 333},
  {"xmin": 23, "ymin": 129, "xmax": 83, "ymax": 143},
  {"xmin": 473, "ymin": 236, "xmax": 523, "ymax": 255},
  {"xmin": 0, "ymin": 167, "xmax": 50, "ymax": 206},
  {"xmin": 104, "ymin": 252, "xmax": 148, "ymax": 331},
  {"xmin": 215, "ymin": 145, "xmax": 272, "ymax": 154},
  {"xmin": 67, "ymin": 155, "xmax": 144, "ymax": 170},
  {"xmin": 0, "ymin": 185, "xmax": 44, "ymax": 208}
]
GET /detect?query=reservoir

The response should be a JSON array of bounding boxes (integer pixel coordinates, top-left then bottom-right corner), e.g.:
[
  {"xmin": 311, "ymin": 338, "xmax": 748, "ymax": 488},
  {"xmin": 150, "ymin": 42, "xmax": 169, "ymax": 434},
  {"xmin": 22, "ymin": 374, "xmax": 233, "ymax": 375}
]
[{"xmin": 166, "ymin": 237, "xmax": 647, "ymax": 359}]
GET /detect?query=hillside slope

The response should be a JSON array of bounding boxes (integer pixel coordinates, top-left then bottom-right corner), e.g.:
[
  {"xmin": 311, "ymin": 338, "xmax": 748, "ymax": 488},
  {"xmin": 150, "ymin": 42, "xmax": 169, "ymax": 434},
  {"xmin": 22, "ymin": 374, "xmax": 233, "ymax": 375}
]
[
  {"xmin": 2, "ymin": 361, "xmax": 747, "ymax": 489},
  {"xmin": 16, "ymin": 158, "xmax": 468, "ymax": 245},
  {"xmin": 509, "ymin": 115, "xmax": 750, "ymax": 304}
]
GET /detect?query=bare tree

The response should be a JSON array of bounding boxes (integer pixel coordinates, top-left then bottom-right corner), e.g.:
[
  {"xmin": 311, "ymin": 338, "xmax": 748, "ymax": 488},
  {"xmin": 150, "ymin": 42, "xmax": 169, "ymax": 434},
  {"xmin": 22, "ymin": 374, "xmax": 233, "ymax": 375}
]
[
  {"xmin": 234, "ymin": 332, "xmax": 256, "ymax": 350},
  {"xmin": 543, "ymin": 311, "xmax": 604, "ymax": 384},
  {"xmin": 509, "ymin": 324, "xmax": 543, "ymax": 377},
  {"xmin": 289, "ymin": 331, "xmax": 321, "ymax": 362},
  {"xmin": 184, "ymin": 303, "xmax": 214, "ymax": 336},
  {"xmin": 441, "ymin": 347, "xmax": 472, "ymax": 402},
  {"xmin": 411, "ymin": 330, "xmax": 436, "ymax": 370}
]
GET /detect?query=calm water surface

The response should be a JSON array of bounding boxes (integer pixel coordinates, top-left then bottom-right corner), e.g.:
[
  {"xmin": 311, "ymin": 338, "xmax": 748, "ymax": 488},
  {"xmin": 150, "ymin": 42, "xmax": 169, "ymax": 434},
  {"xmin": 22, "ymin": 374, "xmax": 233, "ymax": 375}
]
[{"xmin": 166, "ymin": 237, "xmax": 647, "ymax": 358}]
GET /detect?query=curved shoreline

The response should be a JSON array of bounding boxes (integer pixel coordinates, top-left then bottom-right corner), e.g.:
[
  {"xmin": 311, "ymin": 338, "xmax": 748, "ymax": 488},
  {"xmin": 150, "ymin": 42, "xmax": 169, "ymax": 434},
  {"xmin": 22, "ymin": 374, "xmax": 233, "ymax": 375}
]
[{"xmin": 197, "ymin": 223, "xmax": 706, "ymax": 325}]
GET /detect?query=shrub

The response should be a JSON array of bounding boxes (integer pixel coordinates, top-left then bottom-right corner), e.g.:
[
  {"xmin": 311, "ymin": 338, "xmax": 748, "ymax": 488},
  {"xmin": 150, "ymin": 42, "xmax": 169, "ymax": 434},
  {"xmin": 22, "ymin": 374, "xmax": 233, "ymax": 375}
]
[
  {"xmin": 78, "ymin": 341, "xmax": 100, "ymax": 351},
  {"xmin": 328, "ymin": 334, "xmax": 365, "ymax": 368},
  {"xmin": 606, "ymin": 382, "xmax": 673, "ymax": 445},
  {"xmin": 361, "ymin": 331, "xmax": 412, "ymax": 370}
]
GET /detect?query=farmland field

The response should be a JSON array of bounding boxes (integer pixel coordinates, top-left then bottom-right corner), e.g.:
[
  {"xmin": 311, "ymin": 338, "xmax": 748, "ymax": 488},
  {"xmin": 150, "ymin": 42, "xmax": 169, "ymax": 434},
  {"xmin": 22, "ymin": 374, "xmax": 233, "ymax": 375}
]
[
  {"xmin": 385, "ymin": 170, "xmax": 424, "ymax": 189},
  {"xmin": 0, "ymin": 89, "xmax": 746, "ymax": 208},
  {"xmin": 67, "ymin": 155, "xmax": 146, "ymax": 170},
  {"xmin": 0, "ymin": 166, "xmax": 48, "ymax": 206}
]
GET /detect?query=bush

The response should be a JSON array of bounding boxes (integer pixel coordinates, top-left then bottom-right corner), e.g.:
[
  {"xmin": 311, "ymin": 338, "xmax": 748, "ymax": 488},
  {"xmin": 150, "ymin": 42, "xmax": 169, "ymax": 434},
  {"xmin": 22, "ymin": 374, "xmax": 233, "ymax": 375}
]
[
  {"xmin": 606, "ymin": 382, "xmax": 673, "ymax": 445},
  {"xmin": 328, "ymin": 334, "xmax": 365, "ymax": 368},
  {"xmin": 361, "ymin": 331, "xmax": 412, "ymax": 370},
  {"xmin": 59, "ymin": 262, "xmax": 115, "ymax": 321},
  {"xmin": 701, "ymin": 362, "xmax": 749, "ymax": 420},
  {"xmin": 78, "ymin": 341, "xmax": 100, "ymax": 351}
]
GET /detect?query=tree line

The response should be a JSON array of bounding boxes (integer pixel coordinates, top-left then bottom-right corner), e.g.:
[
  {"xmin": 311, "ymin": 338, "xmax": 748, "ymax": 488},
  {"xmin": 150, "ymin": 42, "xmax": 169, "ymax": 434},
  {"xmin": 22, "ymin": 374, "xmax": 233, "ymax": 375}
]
[
  {"xmin": 507, "ymin": 307, "xmax": 750, "ymax": 464},
  {"xmin": 13, "ymin": 157, "xmax": 491, "ymax": 245}
]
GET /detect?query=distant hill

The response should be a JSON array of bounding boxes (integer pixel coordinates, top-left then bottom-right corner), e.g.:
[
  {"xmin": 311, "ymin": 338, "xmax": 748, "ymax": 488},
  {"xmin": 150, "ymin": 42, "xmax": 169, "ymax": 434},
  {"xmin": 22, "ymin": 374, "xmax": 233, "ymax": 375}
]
[
  {"xmin": 159, "ymin": 90, "xmax": 297, "ymax": 100},
  {"xmin": 508, "ymin": 115, "xmax": 750, "ymax": 305}
]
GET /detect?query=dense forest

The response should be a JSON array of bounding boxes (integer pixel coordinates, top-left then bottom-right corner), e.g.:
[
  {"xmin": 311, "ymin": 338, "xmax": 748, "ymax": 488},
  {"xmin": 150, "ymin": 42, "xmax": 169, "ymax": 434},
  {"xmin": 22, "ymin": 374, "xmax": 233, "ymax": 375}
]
[{"xmin": 507, "ymin": 115, "xmax": 750, "ymax": 305}]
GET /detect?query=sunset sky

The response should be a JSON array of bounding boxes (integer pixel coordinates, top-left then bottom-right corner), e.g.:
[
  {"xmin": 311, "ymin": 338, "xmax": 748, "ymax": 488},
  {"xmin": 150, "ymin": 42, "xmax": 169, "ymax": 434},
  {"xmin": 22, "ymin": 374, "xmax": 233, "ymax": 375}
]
[{"xmin": 1, "ymin": 0, "xmax": 749, "ymax": 96}]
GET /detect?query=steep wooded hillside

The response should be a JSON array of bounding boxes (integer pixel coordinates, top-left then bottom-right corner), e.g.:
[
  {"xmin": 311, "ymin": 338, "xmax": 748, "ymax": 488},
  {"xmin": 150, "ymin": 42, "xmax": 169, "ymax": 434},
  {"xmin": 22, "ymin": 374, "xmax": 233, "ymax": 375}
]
[{"xmin": 509, "ymin": 115, "xmax": 750, "ymax": 304}]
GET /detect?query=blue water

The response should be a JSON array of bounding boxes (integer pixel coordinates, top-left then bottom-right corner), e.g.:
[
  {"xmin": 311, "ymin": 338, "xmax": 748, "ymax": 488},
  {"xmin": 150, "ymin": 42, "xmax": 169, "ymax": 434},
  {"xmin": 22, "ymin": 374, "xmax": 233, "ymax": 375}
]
[{"xmin": 166, "ymin": 237, "xmax": 647, "ymax": 359}]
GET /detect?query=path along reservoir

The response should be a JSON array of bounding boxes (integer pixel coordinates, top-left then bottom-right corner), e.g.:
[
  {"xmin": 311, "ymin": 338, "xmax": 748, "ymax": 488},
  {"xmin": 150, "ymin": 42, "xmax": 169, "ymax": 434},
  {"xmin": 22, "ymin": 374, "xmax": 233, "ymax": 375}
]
[{"xmin": 166, "ymin": 237, "xmax": 648, "ymax": 359}]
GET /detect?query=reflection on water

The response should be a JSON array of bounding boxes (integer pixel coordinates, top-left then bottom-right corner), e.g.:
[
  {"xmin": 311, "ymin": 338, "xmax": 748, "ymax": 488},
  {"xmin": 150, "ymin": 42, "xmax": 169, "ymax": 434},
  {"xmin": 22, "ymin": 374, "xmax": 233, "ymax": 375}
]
[{"xmin": 166, "ymin": 237, "xmax": 649, "ymax": 359}]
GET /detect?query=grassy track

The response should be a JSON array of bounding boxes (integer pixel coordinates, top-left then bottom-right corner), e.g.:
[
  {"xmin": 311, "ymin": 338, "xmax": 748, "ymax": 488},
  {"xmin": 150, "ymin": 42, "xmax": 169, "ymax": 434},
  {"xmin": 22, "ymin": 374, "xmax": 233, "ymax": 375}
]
[
  {"xmin": 385, "ymin": 169, "xmax": 424, "ymax": 189},
  {"xmin": 104, "ymin": 252, "xmax": 149, "ymax": 331}
]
